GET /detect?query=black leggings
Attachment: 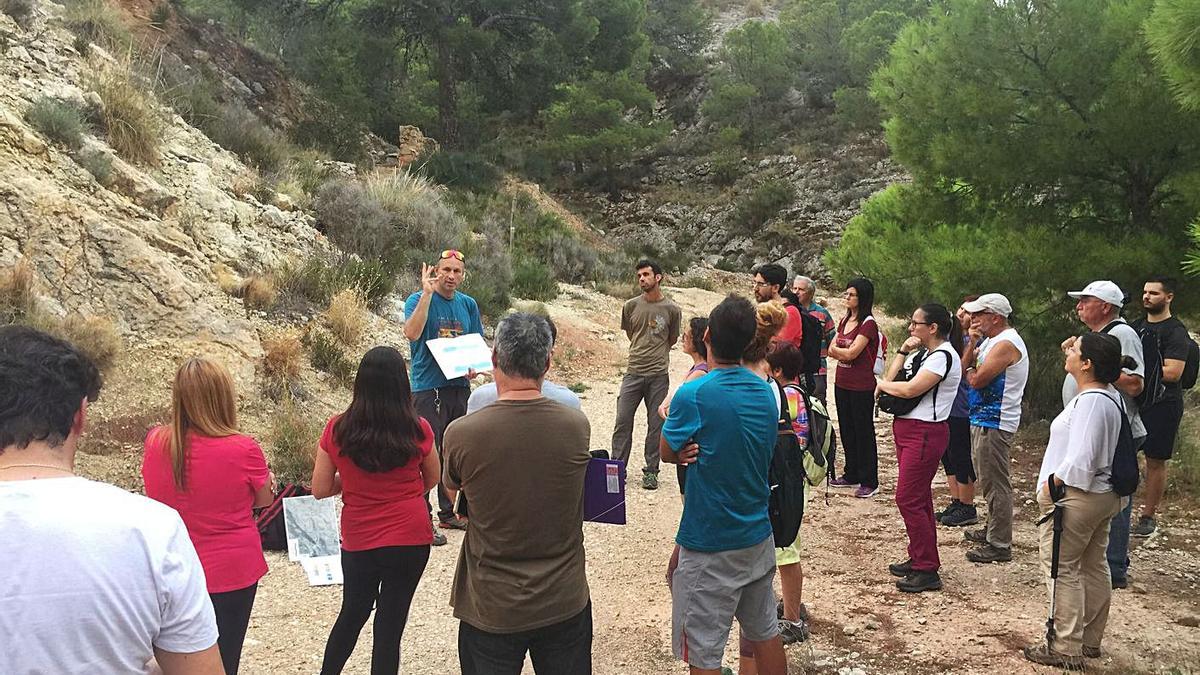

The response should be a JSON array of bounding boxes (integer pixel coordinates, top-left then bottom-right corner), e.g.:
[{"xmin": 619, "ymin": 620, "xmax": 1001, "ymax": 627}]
[
  {"xmin": 210, "ymin": 583, "xmax": 258, "ymax": 675},
  {"xmin": 321, "ymin": 545, "xmax": 432, "ymax": 675},
  {"xmin": 835, "ymin": 386, "xmax": 878, "ymax": 489}
]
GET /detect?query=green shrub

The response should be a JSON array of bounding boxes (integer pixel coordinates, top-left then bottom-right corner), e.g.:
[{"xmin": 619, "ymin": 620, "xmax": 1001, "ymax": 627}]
[
  {"xmin": 833, "ymin": 85, "xmax": 882, "ymax": 132},
  {"xmin": 305, "ymin": 330, "xmax": 355, "ymax": 386},
  {"xmin": 290, "ymin": 105, "xmax": 367, "ymax": 163},
  {"xmin": 710, "ymin": 151, "xmax": 742, "ymax": 186},
  {"xmin": 419, "ymin": 151, "xmax": 501, "ymax": 192},
  {"xmin": 207, "ymin": 104, "xmax": 287, "ymax": 172},
  {"xmin": 26, "ymin": 97, "xmax": 86, "ymax": 150},
  {"xmin": 512, "ymin": 259, "xmax": 559, "ymax": 301},
  {"xmin": 86, "ymin": 63, "xmax": 163, "ymax": 165},
  {"xmin": 266, "ymin": 399, "xmax": 320, "ymax": 485},
  {"xmin": 459, "ymin": 223, "xmax": 512, "ymax": 320},
  {"xmin": 2, "ymin": 0, "xmax": 34, "ymax": 29},
  {"xmin": 65, "ymin": 0, "xmax": 130, "ymax": 51},
  {"xmin": 275, "ymin": 255, "xmax": 395, "ymax": 310},
  {"xmin": 545, "ymin": 232, "xmax": 598, "ymax": 284},
  {"xmin": 77, "ymin": 148, "xmax": 113, "ymax": 185},
  {"xmin": 727, "ymin": 179, "xmax": 796, "ymax": 234},
  {"xmin": 154, "ymin": 59, "xmax": 221, "ymax": 129}
]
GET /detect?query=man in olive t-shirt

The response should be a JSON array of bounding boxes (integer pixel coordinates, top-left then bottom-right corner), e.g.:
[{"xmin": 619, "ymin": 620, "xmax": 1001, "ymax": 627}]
[
  {"xmin": 612, "ymin": 259, "xmax": 682, "ymax": 491},
  {"xmin": 443, "ymin": 313, "xmax": 592, "ymax": 674}
]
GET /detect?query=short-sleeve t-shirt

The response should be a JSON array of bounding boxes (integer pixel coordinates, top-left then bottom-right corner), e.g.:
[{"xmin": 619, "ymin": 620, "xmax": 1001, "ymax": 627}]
[
  {"xmin": 622, "ymin": 295, "xmax": 682, "ymax": 375},
  {"xmin": 834, "ymin": 315, "xmax": 880, "ymax": 391},
  {"xmin": 1062, "ymin": 320, "xmax": 1145, "ymax": 439},
  {"xmin": 319, "ymin": 416, "xmax": 435, "ymax": 550},
  {"xmin": 662, "ymin": 367, "xmax": 777, "ymax": 552},
  {"xmin": 443, "ymin": 398, "xmax": 591, "ymax": 633},
  {"xmin": 897, "ymin": 342, "xmax": 963, "ymax": 423},
  {"xmin": 404, "ymin": 290, "xmax": 484, "ymax": 392},
  {"xmin": 142, "ymin": 430, "xmax": 269, "ymax": 593},
  {"xmin": 1137, "ymin": 316, "xmax": 1192, "ymax": 404},
  {"xmin": 1039, "ymin": 388, "xmax": 1123, "ymax": 493},
  {"xmin": 775, "ymin": 304, "xmax": 804, "ymax": 348},
  {"xmin": 0, "ymin": 477, "xmax": 217, "ymax": 674}
]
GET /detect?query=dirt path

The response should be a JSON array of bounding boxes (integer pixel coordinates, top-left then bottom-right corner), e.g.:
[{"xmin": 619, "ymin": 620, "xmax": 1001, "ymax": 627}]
[{"xmin": 79, "ymin": 282, "xmax": 1200, "ymax": 673}]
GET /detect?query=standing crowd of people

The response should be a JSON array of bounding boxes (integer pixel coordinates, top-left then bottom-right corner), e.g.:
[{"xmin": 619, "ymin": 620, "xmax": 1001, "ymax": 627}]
[{"xmin": 0, "ymin": 246, "xmax": 1193, "ymax": 674}]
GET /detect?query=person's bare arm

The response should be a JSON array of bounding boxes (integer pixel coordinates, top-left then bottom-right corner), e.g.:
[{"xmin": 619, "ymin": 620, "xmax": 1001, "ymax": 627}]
[
  {"xmin": 1115, "ymin": 372, "xmax": 1144, "ymax": 398},
  {"xmin": 154, "ymin": 644, "xmax": 223, "ymax": 675},
  {"xmin": 659, "ymin": 436, "xmax": 699, "ymax": 465},
  {"xmin": 967, "ymin": 340, "xmax": 1018, "ymax": 389},
  {"xmin": 879, "ymin": 368, "xmax": 944, "ymax": 399},
  {"xmin": 403, "ymin": 263, "xmax": 438, "ymax": 341},
  {"xmin": 252, "ymin": 470, "xmax": 275, "ymax": 508},
  {"xmin": 420, "ymin": 445, "xmax": 442, "ymax": 492},
  {"xmin": 310, "ymin": 448, "xmax": 341, "ymax": 499},
  {"xmin": 828, "ymin": 334, "xmax": 869, "ymax": 362},
  {"xmin": 1163, "ymin": 358, "xmax": 1186, "ymax": 383}
]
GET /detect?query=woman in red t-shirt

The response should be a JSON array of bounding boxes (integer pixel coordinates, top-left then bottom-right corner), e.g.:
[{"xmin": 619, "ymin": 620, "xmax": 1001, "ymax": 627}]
[
  {"xmin": 142, "ymin": 358, "xmax": 273, "ymax": 675},
  {"xmin": 312, "ymin": 346, "xmax": 440, "ymax": 675},
  {"xmin": 827, "ymin": 277, "xmax": 881, "ymax": 498}
]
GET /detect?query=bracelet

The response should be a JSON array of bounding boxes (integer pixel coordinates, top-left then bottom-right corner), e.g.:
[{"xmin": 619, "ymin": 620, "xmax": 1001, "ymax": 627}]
[{"xmin": 898, "ymin": 350, "xmax": 911, "ymax": 356}]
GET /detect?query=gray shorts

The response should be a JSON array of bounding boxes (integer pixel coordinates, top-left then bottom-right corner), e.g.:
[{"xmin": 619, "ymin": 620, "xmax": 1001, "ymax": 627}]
[{"xmin": 671, "ymin": 536, "xmax": 778, "ymax": 670}]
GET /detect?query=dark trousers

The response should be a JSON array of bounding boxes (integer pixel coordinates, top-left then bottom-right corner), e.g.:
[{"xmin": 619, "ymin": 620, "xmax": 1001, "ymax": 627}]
[
  {"xmin": 611, "ymin": 373, "xmax": 670, "ymax": 474},
  {"xmin": 210, "ymin": 583, "xmax": 257, "ymax": 675},
  {"xmin": 321, "ymin": 545, "xmax": 431, "ymax": 675},
  {"xmin": 414, "ymin": 386, "xmax": 469, "ymax": 522},
  {"xmin": 459, "ymin": 602, "xmax": 593, "ymax": 675},
  {"xmin": 834, "ymin": 386, "xmax": 878, "ymax": 489}
]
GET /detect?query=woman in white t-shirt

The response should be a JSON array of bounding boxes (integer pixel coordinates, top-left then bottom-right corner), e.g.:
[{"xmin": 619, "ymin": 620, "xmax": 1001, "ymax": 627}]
[
  {"xmin": 876, "ymin": 303, "xmax": 963, "ymax": 594},
  {"xmin": 1023, "ymin": 332, "xmax": 1130, "ymax": 670}
]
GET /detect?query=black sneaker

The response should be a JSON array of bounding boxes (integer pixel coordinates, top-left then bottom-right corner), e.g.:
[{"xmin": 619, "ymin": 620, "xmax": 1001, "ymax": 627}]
[
  {"xmin": 1132, "ymin": 515, "xmax": 1157, "ymax": 537},
  {"xmin": 432, "ymin": 530, "xmax": 448, "ymax": 546},
  {"xmin": 778, "ymin": 619, "xmax": 809, "ymax": 644},
  {"xmin": 439, "ymin": 517, "xmax": 469, "ymax": 531},
  {"xmin": 888, "ymin": 559, "xmax": 913, "ymax": 578},
  {"xmin": 897, "ymin": 571, "xmax": 942, "ymax": 593},
  {"xmin": 935, "ymin": 499, "xmax": 962, "ymax": 520},
  {"xmin": 963, "ymin": 528, "xmax": 988, "ymax": 544},
  {"xmin": 1111, "ymin": 576, "xmax": 1128, "ymax": 590},
  {"xmin": 966, "ymin": 543, "xmax": 1012, "ymax": 563},
  {"xmin": 1023, "ymin": 644, "xmax": 1083, "ymax": 670},
  {"xmin": 941, "ymin": 504, "xmax": 979, "ymax": 527}
]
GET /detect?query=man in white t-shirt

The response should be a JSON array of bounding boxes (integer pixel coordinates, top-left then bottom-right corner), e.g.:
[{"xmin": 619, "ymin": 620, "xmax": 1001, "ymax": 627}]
[
  {"xmin": 1060, "ymin": 280, "xmax": 1145, "ymax": 589},
  {"xmin": 0, "ymin": 326, "xmax": 221, "ymax": 675}
]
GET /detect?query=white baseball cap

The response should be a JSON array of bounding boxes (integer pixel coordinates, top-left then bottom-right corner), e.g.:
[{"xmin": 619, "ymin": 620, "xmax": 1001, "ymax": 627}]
[
  {"xmin": 1067, "ymin": 280, "xmax": 1125, "ymax": 307},
  {"xmin": 962, "ymin": 293, "xmax": 1013, "ymax": 318}
]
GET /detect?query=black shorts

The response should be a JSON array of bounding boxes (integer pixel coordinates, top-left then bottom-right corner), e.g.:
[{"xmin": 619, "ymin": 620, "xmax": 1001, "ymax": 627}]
[
  {"xmin": 942, "ymin": 416, "xmax": 975, "ymax": 484},
  {"xmin": 1141, "ymin": 397, "xmax": 1184, "ymax": 460}
]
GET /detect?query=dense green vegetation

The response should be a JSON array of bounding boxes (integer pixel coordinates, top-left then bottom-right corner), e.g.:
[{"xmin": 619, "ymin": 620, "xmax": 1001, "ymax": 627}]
[{"xmin": 826, "ymin": 0, "xmax": 1200, "ymax": 415}]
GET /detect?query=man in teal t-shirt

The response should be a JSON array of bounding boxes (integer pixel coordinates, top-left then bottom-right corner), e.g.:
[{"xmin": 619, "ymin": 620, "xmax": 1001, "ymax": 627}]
[
  {"xmin": 404, "ymin": 250, "xmax": 483, "ymax": 539},
  {"xmin": 660, "ymin": 295, "xmax": 787, "ymax": 675}
]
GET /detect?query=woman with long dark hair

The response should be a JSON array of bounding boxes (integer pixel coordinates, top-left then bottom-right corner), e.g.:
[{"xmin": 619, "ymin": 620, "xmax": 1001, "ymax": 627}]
[
  {"xmin": 313, "ymin": 346, "xmax": 441, "ymax": 675},
  {"xmin": 1023, "ymin": 332, "xmax": 1131, "ymax": 669},
  {"xmin": 142, "ymin": 357, "xmax": 273, "ymax": 675},
  {"xmin": 877, "ymin": 304, "xmax": 963, "ymax": 593},
  {"xmin": 827, "ymin": 278, "xmax": 882, "ymax": 498}
]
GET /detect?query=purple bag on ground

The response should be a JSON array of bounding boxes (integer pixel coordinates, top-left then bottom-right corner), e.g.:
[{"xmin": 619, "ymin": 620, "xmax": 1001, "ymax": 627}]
[{"xmin": 584, "ymin": 457, "xmax": 626, "ymax": 525}]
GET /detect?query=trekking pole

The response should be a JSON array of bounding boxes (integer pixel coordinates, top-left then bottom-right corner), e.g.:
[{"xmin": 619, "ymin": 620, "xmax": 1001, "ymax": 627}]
[{"xmin": 1045, "ymin": 501, "xmax": 1065, "ymax": 652}]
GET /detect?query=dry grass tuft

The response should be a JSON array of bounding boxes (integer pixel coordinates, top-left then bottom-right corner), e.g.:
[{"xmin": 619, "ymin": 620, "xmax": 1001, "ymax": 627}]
[
  {"xmin": 325, "ymin": 288, "xmax": 367, "ymax": 345},
  {"xmin": 267, "ymin": 399, "xmax": 320, "ymax": 486},
  {"xmin": 85, "ymin": 61, "xmax": 164, "ymax": 165},
  {"xmin": 260, "ymin": 331, "xmax": 302, "ymax": 400},
  {"xmin": 59, "ymin": 314, "xmax": 123, "ymax": 372},
  {"xmin": 0, "ymin": 259, "xmax": 38, "ymax": 322},
  {"xmin": 240, "ymin": 275, "xmax": 278, "ymax": 310}
]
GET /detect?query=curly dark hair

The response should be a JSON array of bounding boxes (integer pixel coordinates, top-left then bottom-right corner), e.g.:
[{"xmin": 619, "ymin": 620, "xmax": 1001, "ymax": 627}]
[{"xmin": 0, "ymin": 326, "xmax": 102, "ymax": 452}]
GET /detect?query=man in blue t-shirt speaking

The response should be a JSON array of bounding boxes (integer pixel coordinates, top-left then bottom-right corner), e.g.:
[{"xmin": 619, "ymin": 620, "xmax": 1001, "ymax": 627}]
[
  {"xmin": 404, "ymin": 249, "xmax": 484, "ymax": 542},
  {"xmin": 659, "ymin": 295, "xmax": 787, "ymax": 675}
]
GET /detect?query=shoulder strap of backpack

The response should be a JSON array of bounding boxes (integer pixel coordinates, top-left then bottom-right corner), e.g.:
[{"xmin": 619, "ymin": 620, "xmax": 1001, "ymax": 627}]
[
  {"xmin": 931, "ymin": 348, "xmax": 954, "ymax": 421},
  {"xmin": 1099, "ymin": 320, "xmax": 1123, "ymax": 335},
  {"xmin": 773, "ymin": 378, "xmax": 792, "ymax": 427}
]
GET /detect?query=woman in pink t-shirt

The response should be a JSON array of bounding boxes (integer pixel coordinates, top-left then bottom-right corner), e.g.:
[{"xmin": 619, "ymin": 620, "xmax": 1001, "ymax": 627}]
[
  {"xmin": 312, "ymin": 346, "xmax": 440, "ymax": 675},
  {"xmin": 142, "ymin": 358, "xmax": 273, "ymax": 675},
  {"xmin": 827, "ymin": 277, "xmax": 881, "ymax": 498}
]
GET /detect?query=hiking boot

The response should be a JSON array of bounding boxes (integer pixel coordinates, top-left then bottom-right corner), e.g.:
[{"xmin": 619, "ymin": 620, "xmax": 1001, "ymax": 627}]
[
  {"xmin": 778, "ymin": 619, "xmax": 810, "ymax": 645},
  {"xmin": 642, "ymin": 471, "xmax": 659, "ymax": 490},
  {"xmin": 941, "ymin": 504, "xmax": 979, "ymax": 527},
  {"xmin": 1022, "ymin": 644, "xmax": 1084, "ymax": 671},
  {"xmin": 432, "ymin": 529, "xmax": 448, "ymax": 546},
  {"xmin": 854, "ymin": 485, "xmax": 879, "ymax": 498},
  {"xmin": 1132, "ymin": 515, "xmax": 1157, "ymax": 537},
  {"xmin": 439, "ymin": 516, "xmax": 468, "ymax": 531},
  {"xmin": 829, "ymin": 476, "xmax": 858, "ymax": 488},
  {"xmin": 966, "ymin": 543, "xmax": 1012, "ymax": 564},
  {"xmin": 1111, "ymin": 575, "xmax": 1128, "ymax": 590},
  {"xmin": 1082, "ymin": 645, "xmax": 1102, "ymax": 659},
  {"xmin": 963, "ymin": 528, "xmax": 988, "ymax": 544},
  {"xmin": 935, "ymin": 499, "xmax": 962, "ymax": 520},
  {"xmin": 888, "ymin": 559, "xmax": 913, "ymax": 578},
  {"xmin": 897, "ymin": 571, "xmax": 942, "ymax": 593}
]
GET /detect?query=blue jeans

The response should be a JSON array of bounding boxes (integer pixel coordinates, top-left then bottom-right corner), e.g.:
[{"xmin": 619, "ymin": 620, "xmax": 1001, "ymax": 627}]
[{"xmin": 1106, "ymin": 496, "xmax": 1132, "ymax": 581}]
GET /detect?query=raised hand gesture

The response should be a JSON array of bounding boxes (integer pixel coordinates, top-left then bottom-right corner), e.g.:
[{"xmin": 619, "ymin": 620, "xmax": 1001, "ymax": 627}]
[{"xmin": 420, "ymin": 262, "xmax": 439, "ymax": 295}]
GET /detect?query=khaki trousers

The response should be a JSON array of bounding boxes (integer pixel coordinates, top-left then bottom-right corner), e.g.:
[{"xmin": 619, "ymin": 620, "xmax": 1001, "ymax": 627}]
[
  {"xmin": 971, "ymin": 426, "xmax": 1014, "ymax": 548},
  {"xmin": 1036, "ymin": 486, "xmax": 1121, "ymax": 656}
]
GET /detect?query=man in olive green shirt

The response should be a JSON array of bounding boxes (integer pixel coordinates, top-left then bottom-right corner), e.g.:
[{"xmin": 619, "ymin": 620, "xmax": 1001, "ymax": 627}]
[{"xmin": 612, "ymin": 259, "xmax": 681, "ymax": 490}]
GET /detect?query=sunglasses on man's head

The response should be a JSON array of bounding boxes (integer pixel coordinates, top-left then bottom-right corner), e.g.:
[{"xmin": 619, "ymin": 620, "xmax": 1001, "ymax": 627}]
[{"xmin": 440, "ymin": 249, "xmax": 465, "ymax": 262}]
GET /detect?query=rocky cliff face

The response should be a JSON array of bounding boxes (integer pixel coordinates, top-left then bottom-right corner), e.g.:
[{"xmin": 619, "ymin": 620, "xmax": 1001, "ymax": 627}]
[{"xmin": 0, "ymin": 2, "xmax": 329, "ymax": 356}]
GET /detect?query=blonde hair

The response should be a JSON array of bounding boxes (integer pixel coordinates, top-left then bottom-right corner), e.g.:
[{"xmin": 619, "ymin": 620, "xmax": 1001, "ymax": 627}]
[
  {"xmin": 743, "ymin": 301, "xmax": 788, "ymax": 363},
  {"xmin": 163, "ymin": 357, "xmax": 240, "ymax": 490}
]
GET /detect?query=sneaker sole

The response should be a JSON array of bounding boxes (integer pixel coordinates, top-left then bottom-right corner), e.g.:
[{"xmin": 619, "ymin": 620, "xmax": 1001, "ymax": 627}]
[
  {"xmin": 942, "ymin": 516, "xmax": 979, "ymax": 527},
  {"xmin": 897, "ymin": 581, "xmax": 942, "ymax": 593}
]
